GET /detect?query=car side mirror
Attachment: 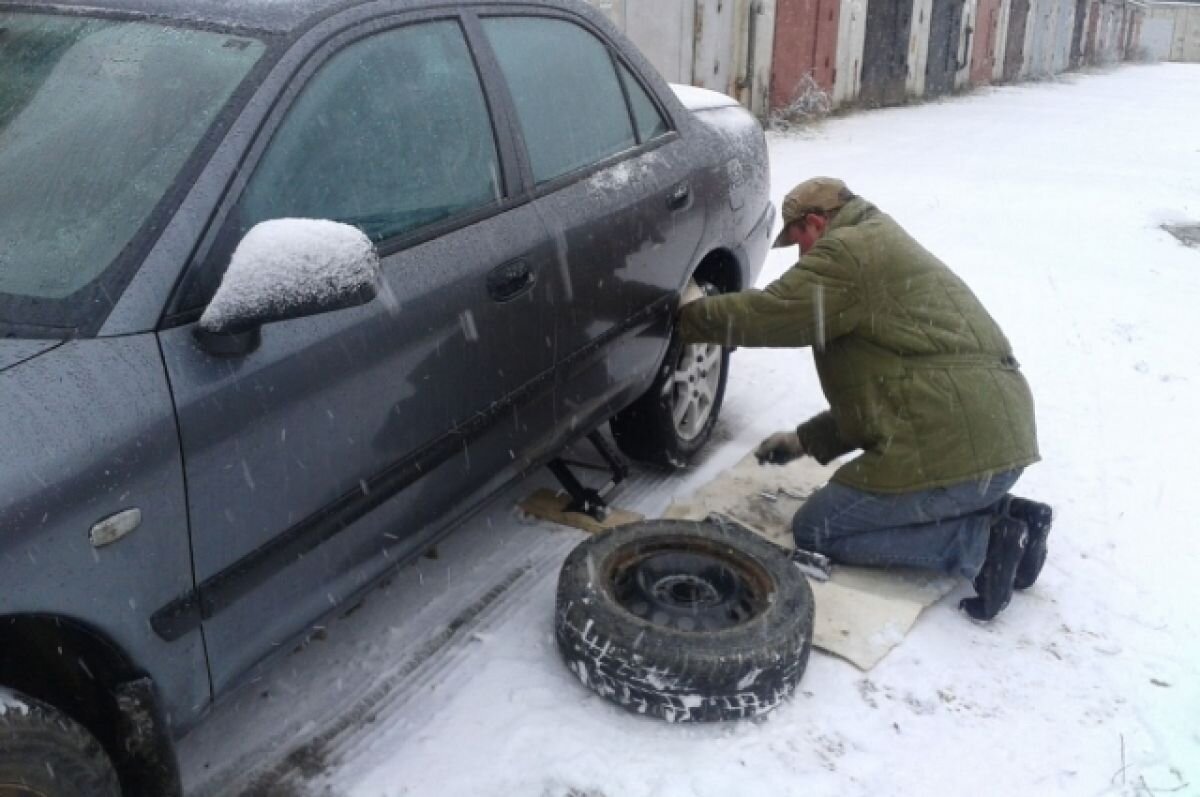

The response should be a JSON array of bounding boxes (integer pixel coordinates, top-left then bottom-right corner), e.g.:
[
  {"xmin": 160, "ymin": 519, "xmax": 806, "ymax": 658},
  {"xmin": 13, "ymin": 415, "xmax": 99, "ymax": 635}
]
[{"xmin": 196, "ymin": 219, "xmax": 382, "ymax": 356}]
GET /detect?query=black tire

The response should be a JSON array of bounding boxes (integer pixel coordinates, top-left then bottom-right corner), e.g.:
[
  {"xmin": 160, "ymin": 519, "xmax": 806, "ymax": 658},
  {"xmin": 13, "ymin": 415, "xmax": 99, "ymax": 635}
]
[
  {"xmin": 0, "ymin": 689, "xmax": 120, "ymax": 797},
  {"xmin": 610, "ymin": 285, "xmax": 729, "ymax": 469},
  {"xmin": 555, "ymin": 519, "xmax": 814, "ymax": 723}
]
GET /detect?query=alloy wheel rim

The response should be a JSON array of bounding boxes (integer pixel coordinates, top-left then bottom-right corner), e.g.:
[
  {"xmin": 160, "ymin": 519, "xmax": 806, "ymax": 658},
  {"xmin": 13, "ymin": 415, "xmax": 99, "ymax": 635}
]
[{"xmin": 667, "ymin": 342, "xmax": 722, "ymax": 441}]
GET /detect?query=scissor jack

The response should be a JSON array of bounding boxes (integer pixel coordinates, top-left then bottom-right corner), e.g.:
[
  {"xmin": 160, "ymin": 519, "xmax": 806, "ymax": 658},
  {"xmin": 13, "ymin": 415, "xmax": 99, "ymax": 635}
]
[{"xmin": 546, "ymin": 431, "xmax": 631, "ymax": 521}]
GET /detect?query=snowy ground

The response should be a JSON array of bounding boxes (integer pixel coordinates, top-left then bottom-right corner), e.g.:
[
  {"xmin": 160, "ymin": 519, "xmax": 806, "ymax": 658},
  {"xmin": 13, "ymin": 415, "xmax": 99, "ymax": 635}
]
[{"xmin": 178, "ymin": 64, "xmax": 1200, "ymax": 797}]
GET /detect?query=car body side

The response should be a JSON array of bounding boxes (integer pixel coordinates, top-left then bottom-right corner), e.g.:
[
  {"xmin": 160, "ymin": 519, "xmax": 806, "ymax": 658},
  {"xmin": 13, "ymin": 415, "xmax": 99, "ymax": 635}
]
[{"xmin": 0, "ymin": 0, "xmax": 770, "ymax": 789}]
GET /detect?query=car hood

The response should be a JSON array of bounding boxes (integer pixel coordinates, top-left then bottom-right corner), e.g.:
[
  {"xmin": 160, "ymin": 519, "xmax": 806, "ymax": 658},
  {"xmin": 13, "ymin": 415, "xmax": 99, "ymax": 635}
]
[{"xmin": 0, "ymin": 339, "xmax": 64, "ymax": 373}]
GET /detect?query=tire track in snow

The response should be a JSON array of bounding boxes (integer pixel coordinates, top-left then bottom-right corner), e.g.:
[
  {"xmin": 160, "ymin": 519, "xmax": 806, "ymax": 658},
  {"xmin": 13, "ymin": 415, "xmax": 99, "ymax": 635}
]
[
  {"xmin": 226, "ymin": 535, "xmax": 576, "ymax": 796},
  {"xmin": 187, "ymin": 366, "xmax": 795, "ymax": 796}
]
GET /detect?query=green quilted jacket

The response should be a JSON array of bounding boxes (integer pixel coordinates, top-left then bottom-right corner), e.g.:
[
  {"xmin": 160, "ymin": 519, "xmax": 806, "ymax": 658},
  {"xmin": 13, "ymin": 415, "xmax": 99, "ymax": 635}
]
[{"xmin": 679, "ymin": 198, "xmax": 1039, "ymax": 493}]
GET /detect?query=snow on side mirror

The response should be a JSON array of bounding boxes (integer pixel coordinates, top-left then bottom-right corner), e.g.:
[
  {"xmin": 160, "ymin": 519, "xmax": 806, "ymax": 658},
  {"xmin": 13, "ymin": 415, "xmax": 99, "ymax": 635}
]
[{"xmin": 198, "ymin": 219, "xmax": 382, "ymax": 342}]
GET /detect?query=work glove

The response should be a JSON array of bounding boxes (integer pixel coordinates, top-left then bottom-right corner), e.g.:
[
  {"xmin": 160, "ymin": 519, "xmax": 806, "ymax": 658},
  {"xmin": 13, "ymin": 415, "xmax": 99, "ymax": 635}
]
[
  {"xmin": 678, "ymin": 280, "xmax": 705, "ymax": 310},
  {"xmin": 755, "ymin": 430, "xmax": 805, "ymax": 465}
]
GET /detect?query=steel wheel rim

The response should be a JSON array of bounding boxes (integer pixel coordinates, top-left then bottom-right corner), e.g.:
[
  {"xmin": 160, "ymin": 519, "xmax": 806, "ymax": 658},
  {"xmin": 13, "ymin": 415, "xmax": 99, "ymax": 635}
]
[
  {"xmin": 606, "ymin": 538, "xmax": 772, "ymax": 632},
  {"xmin": 666, "ymin": 342, "xmax": 722, "ymax": 441}
]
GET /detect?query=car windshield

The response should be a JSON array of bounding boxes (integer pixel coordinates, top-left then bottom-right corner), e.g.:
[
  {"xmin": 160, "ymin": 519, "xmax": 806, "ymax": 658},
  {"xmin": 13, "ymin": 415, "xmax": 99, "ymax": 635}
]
[{"xmin": 0, "ymin": 12, "xmax": 265, "ymax": 337}]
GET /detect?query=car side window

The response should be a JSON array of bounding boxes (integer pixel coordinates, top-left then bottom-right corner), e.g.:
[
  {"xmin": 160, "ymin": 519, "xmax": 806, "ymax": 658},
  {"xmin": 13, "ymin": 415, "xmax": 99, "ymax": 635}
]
[
  {"xmin": 481, "ymin": 16, "xmax": 636, "ymax": 184},
  {"xmin": 616, "ymin": 60, "xmax": 669, "ymax": 143},
  {"xmin": 236, "ymin": 20, "xmax": 501, "ymax": 244}
]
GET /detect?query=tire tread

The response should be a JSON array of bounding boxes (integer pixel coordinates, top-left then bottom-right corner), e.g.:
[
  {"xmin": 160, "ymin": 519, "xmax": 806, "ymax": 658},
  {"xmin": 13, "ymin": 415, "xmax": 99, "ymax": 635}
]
[
  {"xmin": 0, "ymin": 690, "xmax": 121, "ymax": 796},
  {"xmin": 554, "ymin": 520, "xmax": 814, "ymax": 723}
]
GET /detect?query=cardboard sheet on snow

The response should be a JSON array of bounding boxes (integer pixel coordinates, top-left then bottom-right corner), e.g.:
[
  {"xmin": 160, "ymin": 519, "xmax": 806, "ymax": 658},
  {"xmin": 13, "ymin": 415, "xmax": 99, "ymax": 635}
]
[
  {"xmin": 663, "ymin": 453, "xmax": 955, "ymax": 671},
  {"xmin": 518, "ymin": 488, "xmax": 644, "ymax": 535}
]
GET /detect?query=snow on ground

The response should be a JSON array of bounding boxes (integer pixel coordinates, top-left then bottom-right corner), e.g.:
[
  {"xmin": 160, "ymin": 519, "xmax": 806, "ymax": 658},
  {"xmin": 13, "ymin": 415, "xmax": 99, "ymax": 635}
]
[
  {"xmin": 0, "ymin": 686, "xmax": 30, "ymax": 717},
  {"xmin": 179, "ymin": 64, "xmax": 1200, "ymax": 797}
]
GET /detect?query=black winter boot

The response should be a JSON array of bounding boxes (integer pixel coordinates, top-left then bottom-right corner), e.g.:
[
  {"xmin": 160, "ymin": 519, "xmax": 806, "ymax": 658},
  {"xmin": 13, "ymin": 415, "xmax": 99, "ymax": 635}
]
[
  {"xmin": 960, "ymin": 516, "xmax": 1028, "ymax": 621},
  {"xmin": 1003, "ymin": 496, "xmax": 1054, "ymax": 590}
]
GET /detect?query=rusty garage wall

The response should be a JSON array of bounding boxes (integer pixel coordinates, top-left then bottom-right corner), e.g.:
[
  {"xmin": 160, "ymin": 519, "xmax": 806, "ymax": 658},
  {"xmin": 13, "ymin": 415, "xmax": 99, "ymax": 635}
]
[
  {"xmin": 592, "ymin": 0, "xmax": 1160, "ymax": 116},
  {"xmin": 771, "ymin": 0, "xmax": 841, "ymax": 110},
  {"xmin": 971, "ymin": 0, "xmax": 1006, "ymax": 83},
  {"xmin": 990, "ymin": 0, "xmax": 1015, "ymax": 79}
]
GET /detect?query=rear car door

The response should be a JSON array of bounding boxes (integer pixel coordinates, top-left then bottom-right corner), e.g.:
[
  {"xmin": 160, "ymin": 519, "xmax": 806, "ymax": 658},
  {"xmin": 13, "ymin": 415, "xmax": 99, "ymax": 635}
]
[
  {"xmin": 155, "ymin": 15, "xmax": 558, "ymax": 692},
  {"xmin": 477, "ymin": 11, "xmax": 706, "ymax": 435}
]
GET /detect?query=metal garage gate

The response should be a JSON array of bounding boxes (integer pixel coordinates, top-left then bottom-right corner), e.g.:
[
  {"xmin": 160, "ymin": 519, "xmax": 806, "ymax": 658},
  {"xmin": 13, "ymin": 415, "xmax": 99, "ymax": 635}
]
[
  {"xmin": 926, "ymin": 0, "xmax": 965, "ymax": 96},
  {"xmin": 1070, "ymin": 0, "xmax": 1090, "ymax": 67},
  {"xmin": 860, "ymin": 0, "xmax": 914, "ymax": 106},
  {"xmin": 1002, "ymin": 0, "xmax": 1031, "ymax": 79},
  {"xmin": 970, "ymin": 0, "xmax": 1005, "ymax": 83},
  {"xmin": 771, "ymin": 0, "xmax": 842, "ymax": 109}
]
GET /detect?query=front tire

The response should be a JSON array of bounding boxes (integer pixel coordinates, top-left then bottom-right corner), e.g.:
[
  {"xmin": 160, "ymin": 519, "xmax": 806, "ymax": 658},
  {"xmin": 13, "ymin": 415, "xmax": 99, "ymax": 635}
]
[
  {"xmin": 0, "ymin": 689, "xmax": 120, "ymax": 797},
  {"xmin": 610, "ymin": 282, "xmax": 729, "ymax": 469}
]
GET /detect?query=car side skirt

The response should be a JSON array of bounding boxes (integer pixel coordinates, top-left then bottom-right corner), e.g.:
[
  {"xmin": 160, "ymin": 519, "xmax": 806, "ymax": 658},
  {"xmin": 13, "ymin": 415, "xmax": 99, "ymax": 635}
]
[{"xmin": 149, "ymin": 294, "xmax": 674, "ymax": 642}]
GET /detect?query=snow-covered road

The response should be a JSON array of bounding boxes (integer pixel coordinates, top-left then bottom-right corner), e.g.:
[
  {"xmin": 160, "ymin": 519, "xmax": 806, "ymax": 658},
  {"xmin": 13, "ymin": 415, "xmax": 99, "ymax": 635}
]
[{"xmin": 179, "ymin": 64, "xmax": 1200, "ymax": 797}]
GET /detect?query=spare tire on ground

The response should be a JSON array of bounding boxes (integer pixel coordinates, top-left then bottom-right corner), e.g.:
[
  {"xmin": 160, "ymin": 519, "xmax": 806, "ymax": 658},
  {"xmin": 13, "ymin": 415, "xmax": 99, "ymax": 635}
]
[{"xmin": 555, "ymin": 519, "xmax": 814, "ymax": 723}]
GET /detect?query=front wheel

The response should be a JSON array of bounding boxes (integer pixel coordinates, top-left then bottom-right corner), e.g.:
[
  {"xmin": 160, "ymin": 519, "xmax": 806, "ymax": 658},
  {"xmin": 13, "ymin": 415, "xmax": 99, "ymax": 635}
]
[
  {"xmin": 610, "ymin": 282, "xmax": 729, "ymax": 469},
  {"xmin": 0, "ymin": 688, "xmax": 121, "ymax": 797}
]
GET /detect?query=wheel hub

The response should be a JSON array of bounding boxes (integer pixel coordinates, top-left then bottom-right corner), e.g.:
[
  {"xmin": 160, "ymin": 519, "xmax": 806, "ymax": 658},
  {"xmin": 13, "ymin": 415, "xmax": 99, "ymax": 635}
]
[
  {"xmin": 608, "ymin": 542, "xmax": 771, "ymax": 632},
  {"xmin": 650, "ymin": 573, "xmax": 722, "ymax": 608}
]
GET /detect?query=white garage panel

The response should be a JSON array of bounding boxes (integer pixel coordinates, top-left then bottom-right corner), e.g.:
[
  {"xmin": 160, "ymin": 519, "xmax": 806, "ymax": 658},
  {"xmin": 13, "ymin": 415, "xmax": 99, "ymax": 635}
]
[{"xmin": 1142, "ymin": 14, "xmax": 1175, "ymax": 58}]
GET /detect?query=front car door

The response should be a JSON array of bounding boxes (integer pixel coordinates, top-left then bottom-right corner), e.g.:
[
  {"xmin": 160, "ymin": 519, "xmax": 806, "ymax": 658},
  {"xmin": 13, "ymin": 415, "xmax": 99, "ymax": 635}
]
[{"xmin": 156, "ymin": 13, "xmax": 558, "ymax": 692}]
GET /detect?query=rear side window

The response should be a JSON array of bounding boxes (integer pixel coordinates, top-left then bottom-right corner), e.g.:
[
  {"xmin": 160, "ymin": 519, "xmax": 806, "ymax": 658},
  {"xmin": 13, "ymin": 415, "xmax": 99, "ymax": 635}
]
[
  {"xmin": 617, "ymin": 60, "xmax": 669, "ymax": 143},
  {"xmin": 482, "ymin": 17, "xmax": 636, "ymax": 184},
  {"xmin": 236, "ymin": 20, "xmax": 501, "ymax": 243}
]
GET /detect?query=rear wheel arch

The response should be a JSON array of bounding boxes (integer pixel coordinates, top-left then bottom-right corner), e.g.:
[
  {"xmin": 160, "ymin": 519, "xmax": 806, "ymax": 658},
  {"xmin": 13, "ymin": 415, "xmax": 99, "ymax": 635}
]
[
  {"xmin": 690, "ymin": 247, "xmax": 744, "ymax": 294},
  {"xmin": 609, "ymin": 249, "xmax": 743, "ymax": 469},
  {"xmin": 0, "ymin": 614, "xmax": 181, "ymax": 796}
]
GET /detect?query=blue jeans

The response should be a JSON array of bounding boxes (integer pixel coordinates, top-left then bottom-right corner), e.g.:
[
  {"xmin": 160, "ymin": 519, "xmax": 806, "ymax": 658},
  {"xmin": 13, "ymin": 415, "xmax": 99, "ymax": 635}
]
[{"xmin": 791, "ymin": 470, "xmax": 1023, "ymax": 579}]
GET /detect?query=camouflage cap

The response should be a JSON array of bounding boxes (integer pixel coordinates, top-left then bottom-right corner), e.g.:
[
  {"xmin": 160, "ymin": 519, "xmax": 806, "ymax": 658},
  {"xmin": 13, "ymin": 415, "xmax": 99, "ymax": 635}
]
[{"xmin": 771, "ymin": 177, "xmax": 852, "ymax": 248}]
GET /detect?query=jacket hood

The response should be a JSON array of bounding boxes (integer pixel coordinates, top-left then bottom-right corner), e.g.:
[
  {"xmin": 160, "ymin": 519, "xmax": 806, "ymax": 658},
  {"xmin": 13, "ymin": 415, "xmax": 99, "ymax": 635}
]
[{"xmin": 827, "ymin": 198, "xmax": 877, "ymax": 232}]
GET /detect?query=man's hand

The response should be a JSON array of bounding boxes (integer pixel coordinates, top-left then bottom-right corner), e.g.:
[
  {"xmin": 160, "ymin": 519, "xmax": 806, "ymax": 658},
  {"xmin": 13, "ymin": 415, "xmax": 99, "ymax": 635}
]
[{"xmin": 755, "ymin": 430, "xmax": 805, "ymax": 465}]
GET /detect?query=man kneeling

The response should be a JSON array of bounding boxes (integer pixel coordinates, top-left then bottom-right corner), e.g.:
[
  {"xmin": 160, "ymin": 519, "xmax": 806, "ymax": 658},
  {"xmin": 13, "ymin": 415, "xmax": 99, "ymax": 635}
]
[{"xmin": 679, "ymin": 178, "xmax": 1053, "ymax": 620}]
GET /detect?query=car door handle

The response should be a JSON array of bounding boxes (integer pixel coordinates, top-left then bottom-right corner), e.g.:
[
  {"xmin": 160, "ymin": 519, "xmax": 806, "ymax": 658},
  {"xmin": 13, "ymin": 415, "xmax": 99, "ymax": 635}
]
[
  {"xmin": 667, "ymin": 182, "xmax": 691, "ymax": 211},
  {"xmin": 487, "ymin": 259, "xmax": 535, "ymax": 303}
]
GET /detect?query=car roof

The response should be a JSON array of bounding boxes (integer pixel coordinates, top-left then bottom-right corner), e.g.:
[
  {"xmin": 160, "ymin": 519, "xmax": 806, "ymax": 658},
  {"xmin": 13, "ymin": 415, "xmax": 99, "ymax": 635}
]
[{"xmin": 1, "ymin": 0, "xmax": 567, "ymax": 35}]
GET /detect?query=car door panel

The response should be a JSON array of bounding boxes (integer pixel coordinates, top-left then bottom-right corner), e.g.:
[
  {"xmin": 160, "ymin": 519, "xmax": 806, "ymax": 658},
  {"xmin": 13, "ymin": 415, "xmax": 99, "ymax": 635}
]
[
  {"xmin": 156, "ymin": 17, "xmax": 557, "ymax": 693},
  {"xmin": 158, "ymin": 211, "xmax": 556, "ymax": 690}
]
